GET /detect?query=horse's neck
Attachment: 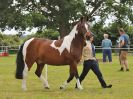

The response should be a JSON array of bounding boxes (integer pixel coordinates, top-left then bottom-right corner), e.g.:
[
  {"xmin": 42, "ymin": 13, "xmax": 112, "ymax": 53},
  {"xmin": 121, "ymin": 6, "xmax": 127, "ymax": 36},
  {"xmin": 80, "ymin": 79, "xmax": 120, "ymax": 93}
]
[
  {"xmin": 72, "ymin": 33, "xmax": 85, "ymax": 50},
  {"xmin": 51, "ymin": 25, "xmax": 84, "ymax": 54}
]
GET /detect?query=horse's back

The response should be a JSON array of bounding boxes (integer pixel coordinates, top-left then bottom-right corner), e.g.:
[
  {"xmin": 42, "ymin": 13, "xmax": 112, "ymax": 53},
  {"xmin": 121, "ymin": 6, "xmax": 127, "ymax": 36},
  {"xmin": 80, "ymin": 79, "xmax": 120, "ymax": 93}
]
[
  {"xmin": 24, "ymin": 38, "xmax": 50, "ymax": 58},
  {"xmin": 26, "ymin": 38, "xmax": 69, "ymax": 65}
]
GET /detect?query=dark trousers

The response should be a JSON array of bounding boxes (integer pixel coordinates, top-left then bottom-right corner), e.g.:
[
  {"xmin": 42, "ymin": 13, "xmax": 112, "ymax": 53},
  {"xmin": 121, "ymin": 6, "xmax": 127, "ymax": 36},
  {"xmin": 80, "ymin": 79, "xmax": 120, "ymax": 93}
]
[
  {"xmin": 79, "ymin": 60, "xmax": 107, "ymax": 87},
  {"xmin": 102, "ymin": 49, "xmax": 112, "ymax": 62}
]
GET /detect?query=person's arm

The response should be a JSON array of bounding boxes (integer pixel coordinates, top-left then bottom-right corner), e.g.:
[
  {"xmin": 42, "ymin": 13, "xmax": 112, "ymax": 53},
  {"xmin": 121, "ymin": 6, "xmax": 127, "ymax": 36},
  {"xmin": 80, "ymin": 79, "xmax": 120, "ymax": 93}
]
[
  {"xmin": 110, "ymin": 40, "xmax": 112, "ymax": 47},
  {"xmin": 120, "ymin": 40, "xmax": 125, "ymax": 47},
  {"xmin": 101, "ymin": 40, "xmax": 104, "ymax": 47},
  {"xmin": 119, "ymin": 36, "xmax": 125, "ymax": 47}
]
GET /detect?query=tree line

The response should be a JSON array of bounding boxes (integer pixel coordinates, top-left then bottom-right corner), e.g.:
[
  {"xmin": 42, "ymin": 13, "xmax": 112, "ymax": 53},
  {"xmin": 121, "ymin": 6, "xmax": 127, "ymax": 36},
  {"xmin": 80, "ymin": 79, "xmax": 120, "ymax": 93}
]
[
  {"xmin": 0, "ymin": 0, "xmax": 133, "ymax": 46},
  {"xmin": 0, "ymin": 23, "xmax": 133, "ymax": 46}
]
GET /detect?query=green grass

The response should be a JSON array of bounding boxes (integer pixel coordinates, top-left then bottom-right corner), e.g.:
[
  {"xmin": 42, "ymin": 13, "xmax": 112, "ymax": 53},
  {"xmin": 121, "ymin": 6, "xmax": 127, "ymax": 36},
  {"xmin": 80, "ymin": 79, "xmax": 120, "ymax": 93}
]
[{"xmin": 0, "ymin": 54, "xmax": 133, "ymax": 99}]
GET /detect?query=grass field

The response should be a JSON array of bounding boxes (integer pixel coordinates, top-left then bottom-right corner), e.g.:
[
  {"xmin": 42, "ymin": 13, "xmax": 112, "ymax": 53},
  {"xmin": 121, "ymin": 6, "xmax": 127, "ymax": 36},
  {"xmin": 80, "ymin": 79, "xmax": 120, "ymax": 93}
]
[{"xmin": 0, "ymin": 54, "xmax": 133, "ymax": 99}]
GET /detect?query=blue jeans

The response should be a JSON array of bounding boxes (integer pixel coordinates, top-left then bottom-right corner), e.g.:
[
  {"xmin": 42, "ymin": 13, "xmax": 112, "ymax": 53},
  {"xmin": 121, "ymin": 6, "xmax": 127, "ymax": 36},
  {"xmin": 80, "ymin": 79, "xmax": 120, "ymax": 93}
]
[
  {"xmin": 102, "ymin": 49, "xmax": 112, "ymax": 62},
  {"xmin": 79, "ymin": 60, "xmax": 107, "ymax": 87}
]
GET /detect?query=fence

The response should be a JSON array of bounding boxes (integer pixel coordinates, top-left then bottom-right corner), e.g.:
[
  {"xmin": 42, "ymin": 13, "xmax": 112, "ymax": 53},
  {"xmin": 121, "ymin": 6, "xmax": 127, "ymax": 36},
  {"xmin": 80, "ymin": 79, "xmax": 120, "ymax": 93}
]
[
  {"xmin": 95, "ymin": 45, "xmax": 133, "ymax": 55},
  {"xmin": 0, "ymin": 45, "xmax": 20, "ymax": 55},
  {"xmin": 0, "ymin": 45, "xmax": 133, "ymax": 55}
]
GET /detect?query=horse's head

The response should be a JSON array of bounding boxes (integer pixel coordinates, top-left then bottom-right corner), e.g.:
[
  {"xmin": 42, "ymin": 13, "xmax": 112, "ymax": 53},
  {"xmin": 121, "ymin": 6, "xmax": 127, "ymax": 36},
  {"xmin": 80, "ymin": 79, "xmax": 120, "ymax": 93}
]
[{"xmin": 76, "ymin": 17, "xmax": 92, "ymax": 38}]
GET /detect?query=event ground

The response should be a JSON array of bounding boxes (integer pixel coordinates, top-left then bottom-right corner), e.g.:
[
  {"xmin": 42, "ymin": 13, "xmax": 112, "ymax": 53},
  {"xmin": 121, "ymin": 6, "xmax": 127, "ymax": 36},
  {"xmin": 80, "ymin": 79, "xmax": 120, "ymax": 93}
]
[{"xmin": 0, "ymin": 54, "xmax": 133, "ymax": 99}]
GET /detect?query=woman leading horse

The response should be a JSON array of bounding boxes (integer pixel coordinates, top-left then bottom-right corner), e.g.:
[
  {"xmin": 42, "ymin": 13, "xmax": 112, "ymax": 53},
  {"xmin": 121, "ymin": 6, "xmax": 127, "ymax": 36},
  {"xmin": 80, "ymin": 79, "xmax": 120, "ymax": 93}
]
[{"xmin": 15, "ymin": 17, "xmax": 91, "ymax": 90}]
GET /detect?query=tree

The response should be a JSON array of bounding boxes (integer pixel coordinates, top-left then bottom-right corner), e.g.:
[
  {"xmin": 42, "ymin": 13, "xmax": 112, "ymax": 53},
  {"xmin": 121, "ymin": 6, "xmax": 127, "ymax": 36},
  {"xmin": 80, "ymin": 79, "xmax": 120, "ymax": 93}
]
[
  {"xmin": 0, "ymin": 0, "xmax": 133, "ymax": 37},
  {"xmin": 35, "ymin": 29, "xmax": 59, "ymax": 39},
  {"xmin": 0, "ymin": 0, "xmax": 86, "ymax": 37},
  {"xmin": 127, "ymin": 25, "xmax": 133, "ymax": 44},
  {"xmin": 86, "ymin": 0, "xmax": 133, "ymax": 25}
]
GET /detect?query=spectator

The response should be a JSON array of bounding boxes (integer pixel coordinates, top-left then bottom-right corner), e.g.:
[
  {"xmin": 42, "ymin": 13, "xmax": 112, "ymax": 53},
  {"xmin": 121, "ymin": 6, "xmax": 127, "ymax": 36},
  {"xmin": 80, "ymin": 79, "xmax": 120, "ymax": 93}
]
[
  {"xmin": 101, "ymin": 33, "xmax": 112, "ymax": 63},
  {"xmin": 116, "ymin": 37, "xmax": 121, "ymax": 65},
  {"xmin": 118, "ymin": 28, "xmax": 130, "ymax": 71}
]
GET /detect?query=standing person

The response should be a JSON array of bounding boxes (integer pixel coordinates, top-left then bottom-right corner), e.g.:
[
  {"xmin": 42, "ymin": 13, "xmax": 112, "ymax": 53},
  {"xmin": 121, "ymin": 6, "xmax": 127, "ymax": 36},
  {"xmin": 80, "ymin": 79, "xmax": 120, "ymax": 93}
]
[
  {"xmin": 118, "ymin": 28, "xmax": 130, "ymax": 71},
  {"xmin": 76, "ymin": 35, "xmax": 112, "ymax": 88},
  {"xmin": 116, "ymin": 37, "xmax": 121, "ymax": 65},
  {"xmin": 101, "ymin": 33, "xmax": 112, "ymax": 63}
]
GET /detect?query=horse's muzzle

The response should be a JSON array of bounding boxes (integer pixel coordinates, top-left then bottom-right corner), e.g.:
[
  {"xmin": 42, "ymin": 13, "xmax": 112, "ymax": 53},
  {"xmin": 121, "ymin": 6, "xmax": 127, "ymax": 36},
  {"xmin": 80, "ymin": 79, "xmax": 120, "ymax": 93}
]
[
  {"xmin": 86, "ymin": 32, "xmax": 91, "ymax": 37},
  {"xmin": 86, "ymin": 32, "xmax": 94, "ymax": 37}
]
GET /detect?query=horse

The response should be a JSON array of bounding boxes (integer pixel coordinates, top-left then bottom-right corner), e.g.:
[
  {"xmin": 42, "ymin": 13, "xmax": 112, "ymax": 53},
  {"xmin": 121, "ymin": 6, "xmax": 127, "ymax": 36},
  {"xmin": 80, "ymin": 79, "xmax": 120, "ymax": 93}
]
[{"xmin": 15, "ymin": 17, "xmax": 91, "ymax": 91}]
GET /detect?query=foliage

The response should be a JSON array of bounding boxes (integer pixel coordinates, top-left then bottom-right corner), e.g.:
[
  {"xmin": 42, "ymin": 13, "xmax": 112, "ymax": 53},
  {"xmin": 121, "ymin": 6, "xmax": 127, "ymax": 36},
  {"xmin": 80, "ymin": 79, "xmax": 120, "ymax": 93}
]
[
  {"xmin": 0, "ymin": 0, "xmax": 85, "ymax": 37},
  {"xmin": 0, "ymin": 0, "xmax": 133, "ymax": 37},
  {"xmin": 0, "ymin": 33, "xmax": 21, "ymax": 46},
  {"xmin": 21, "ymin": 29, "xmax": 60, "ymax": 43},
  {"xmin": 86, "ymin": 0, "xmax": 133, "ymax": 45},
  {"xmin": 127, "ymin": 26, "xmax": 133, "ymax": 44},
  {"xmin": 35, "ymin": 29, "xmax": 59, "ymax": 40},
  {"xmin": 91, "ymin": 21, "xmax": 133, "ymax": 46},
  {"xmin": 105, "ymin": 22, "xmax": 133, "ymax": 45},
  {"xmin": 91, "ymin": 22, "xmax": 104, "ymax": 45}
]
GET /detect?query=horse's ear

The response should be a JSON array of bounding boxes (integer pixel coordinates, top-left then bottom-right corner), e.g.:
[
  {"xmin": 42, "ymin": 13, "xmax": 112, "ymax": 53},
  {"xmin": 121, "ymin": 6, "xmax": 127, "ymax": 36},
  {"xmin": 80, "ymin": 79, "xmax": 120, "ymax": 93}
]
[
  {"xmin": 84, "ymin": 16, "xmax": 89, "ymax": 22},
  {"xmin": 80, "ymin": 16, "xmax": 89, "ymax": 23},
  {"xmin": 86, "ymin": 16, "xmax": 89, "ymax": 21},
  {"xmin": 80, "ymin": 17, "xmax": 84, "ymax": 23}
]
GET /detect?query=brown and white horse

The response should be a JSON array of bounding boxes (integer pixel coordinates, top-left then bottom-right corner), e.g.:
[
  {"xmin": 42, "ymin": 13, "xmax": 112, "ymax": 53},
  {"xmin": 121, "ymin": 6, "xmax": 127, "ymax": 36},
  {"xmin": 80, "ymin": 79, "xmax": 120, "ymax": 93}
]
[{"xmin": 15, "ymin": 17, "xmax": 91, "ymax": 90}]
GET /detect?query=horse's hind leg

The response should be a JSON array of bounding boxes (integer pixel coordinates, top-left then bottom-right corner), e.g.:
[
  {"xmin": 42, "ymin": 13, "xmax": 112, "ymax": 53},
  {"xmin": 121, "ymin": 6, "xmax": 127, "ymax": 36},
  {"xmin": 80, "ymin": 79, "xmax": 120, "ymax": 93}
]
[
  {"xmin": 35, "ymin": 63, "xmax": 50, "ymax": 89},
  {"xmin": 22, "ymin": 60, "xmax": 35, "ymax": 91},
  {"xmin": 22, "ymin": 63, "xmax": 28, "ymax": 91},
  {"xmin": 71, "ymin": 63, "xmax": 83, "ymax": 90}
]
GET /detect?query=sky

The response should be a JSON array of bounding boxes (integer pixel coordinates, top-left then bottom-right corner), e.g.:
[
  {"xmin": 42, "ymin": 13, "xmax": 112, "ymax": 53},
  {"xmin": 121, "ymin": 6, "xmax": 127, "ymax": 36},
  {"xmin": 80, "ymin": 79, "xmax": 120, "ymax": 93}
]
[{"xmin": 3, "ymin": 28, "xmax": 38, "ymax": 35}]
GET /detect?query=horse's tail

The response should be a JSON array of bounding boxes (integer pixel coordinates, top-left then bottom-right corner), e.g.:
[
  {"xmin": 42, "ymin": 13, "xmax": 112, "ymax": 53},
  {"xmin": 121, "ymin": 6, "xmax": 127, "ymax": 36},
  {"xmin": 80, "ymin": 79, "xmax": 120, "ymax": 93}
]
[{"xmin": 15, "ymin": 44, "xmax": 25, "ymax": 79}]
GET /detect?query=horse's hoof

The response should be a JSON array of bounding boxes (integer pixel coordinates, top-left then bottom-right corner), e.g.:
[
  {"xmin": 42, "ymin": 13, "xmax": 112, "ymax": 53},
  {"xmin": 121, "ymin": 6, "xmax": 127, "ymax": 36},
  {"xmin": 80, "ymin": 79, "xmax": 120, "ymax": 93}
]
[
  {"xmin": 78, "ymin": 86, "xmax": 83, "ymax": 90},
  {"xmin": 45, "ymin": 87, "xmax": 50, "ymax": 89},
  {"xmin": 79, "ymin": 88, "xmax": 83, "ymax": 90},
  {"xmin": 60, "ymin": 86, "xmax": 63, "ymax": 89},
  {"xmin": 60, "ymin": 86, "xmax": 64, "ymax": 90}
]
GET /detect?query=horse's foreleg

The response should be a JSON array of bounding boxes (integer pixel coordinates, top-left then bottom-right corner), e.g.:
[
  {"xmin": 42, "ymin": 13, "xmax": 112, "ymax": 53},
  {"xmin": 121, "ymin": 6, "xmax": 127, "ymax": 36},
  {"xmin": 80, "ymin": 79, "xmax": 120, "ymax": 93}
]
[
  {"xmin": 72, "ymin": 63, "xmax": 83, "ymax": 90},
  {"xmin": 60, "ymin": 63, "xmax": 83, "ymax": 90},
  {"xmin": 75, "ymin": 72, "xmax": 83, "ymax": 90},
  {"xmin": 35, "ymin": 63, "xmax": 50, "ymax": 89},
  {"xmin": 60, "ymin": 69, "xmax": 74, "ymax": 89}
]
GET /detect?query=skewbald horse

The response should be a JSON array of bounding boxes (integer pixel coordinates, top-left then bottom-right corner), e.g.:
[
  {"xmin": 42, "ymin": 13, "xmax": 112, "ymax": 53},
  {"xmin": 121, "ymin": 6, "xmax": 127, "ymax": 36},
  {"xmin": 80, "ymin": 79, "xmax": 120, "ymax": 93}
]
[{"xmin": 15, "ymin": 17, "xmax": 91, "ymax": 91}]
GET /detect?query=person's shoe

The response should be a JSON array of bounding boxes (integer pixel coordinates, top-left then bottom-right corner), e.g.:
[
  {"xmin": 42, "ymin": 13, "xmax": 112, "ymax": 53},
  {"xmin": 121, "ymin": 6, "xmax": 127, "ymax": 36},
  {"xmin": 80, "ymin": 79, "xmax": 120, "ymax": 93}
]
[
  {"xmin": 126, "ymin": 69, "xmax": 129, "ymax": 71},
  {"xmin": 119, "ymin": 67, "xmax": 124, "ymax": 71},
  {"xmin": 102, "ymin": 84, "xmax": 112, "ymax": 88}
]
